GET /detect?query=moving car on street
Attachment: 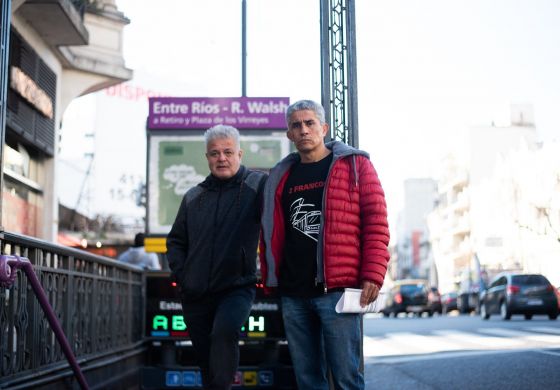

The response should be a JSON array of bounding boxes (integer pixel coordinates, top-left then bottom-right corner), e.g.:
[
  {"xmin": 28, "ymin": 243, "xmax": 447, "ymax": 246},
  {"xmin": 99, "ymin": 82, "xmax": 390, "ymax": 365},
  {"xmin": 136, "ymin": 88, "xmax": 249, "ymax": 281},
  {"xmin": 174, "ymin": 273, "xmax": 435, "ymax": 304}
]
[
  {"xmin": 480, "ymin": 272, "xmax": 559, "ymax": 320},
  {"xmin": 441, "ymin": 292, "xmax": 458, "ymax": 314},
  {"xmin": 428, "ymin": 286, "xmax": 443, "ymax": 315},
  {"xmin": 382, "ymin": 279, "xmax": 431, "ymax": 317}
]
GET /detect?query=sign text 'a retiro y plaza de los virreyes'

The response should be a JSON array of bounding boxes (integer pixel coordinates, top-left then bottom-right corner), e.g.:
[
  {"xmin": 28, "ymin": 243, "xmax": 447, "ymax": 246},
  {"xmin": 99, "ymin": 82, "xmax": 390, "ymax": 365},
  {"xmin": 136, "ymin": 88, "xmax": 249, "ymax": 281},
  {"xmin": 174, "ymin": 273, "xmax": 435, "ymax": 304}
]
[{"xmin": 148, "ymin": 97, "xmax": 289, "ymax": 130}]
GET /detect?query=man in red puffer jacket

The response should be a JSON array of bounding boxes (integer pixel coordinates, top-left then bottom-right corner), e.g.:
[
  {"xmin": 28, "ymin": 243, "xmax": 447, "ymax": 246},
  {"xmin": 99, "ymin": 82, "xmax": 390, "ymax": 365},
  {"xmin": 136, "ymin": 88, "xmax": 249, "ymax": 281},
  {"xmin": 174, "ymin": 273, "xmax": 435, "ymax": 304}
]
[{"xmin": 259, "ymin": 99, "xmax": 390, "ymax": 390}]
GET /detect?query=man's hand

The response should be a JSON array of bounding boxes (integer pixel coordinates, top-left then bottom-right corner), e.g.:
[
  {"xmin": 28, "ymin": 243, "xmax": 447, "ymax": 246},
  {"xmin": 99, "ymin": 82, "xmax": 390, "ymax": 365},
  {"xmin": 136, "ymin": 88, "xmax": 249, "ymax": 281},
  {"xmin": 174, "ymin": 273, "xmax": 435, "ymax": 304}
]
[{"xmin": 360, "ymin": 281, "xmax": 380, "ymax": 307}]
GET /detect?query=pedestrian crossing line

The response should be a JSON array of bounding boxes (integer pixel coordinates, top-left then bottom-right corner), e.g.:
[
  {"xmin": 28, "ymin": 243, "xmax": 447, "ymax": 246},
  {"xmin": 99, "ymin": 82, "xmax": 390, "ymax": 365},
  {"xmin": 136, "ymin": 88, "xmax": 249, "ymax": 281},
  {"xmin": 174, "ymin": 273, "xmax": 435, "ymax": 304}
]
[
  {"xmin": 364, "ymin": 347, "xmax": 520, "ymax": 365},
  {"xmin": 363, "ymin": 336, "xmax": 403, "ymax": 357},
  {"xmin": 385, "ymin": 332, "xmax": 466, "ymax": 354},
  {"xmin": 364, "ymin": 331, "xmax": 483, "ymax": 358},
  {"xmin": 527, "ymin": 326, "xmax": 560, "ymax": 335},
  {"xmin": 363, "ymin": 328, "xmax": 560, "ymax": 360},
  {"xmin": 477, "ymin": 327, "xmax": 560, "ymax": 344},
  {"xmin": 432, "ymin": 330, "xmax": 524, "ymax": 348}
]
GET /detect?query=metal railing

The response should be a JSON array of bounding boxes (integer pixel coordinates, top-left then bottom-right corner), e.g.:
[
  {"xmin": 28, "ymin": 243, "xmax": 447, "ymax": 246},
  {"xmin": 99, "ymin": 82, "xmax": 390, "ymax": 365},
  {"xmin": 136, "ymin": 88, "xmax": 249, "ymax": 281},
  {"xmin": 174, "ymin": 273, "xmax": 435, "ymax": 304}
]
[
  {"xmin": 0, "ymin": 231, "xmax": 145, "ymax": 389},
  {"xmin": 1, "ymin": 254, "xmax": 89, "ymax": 389}
]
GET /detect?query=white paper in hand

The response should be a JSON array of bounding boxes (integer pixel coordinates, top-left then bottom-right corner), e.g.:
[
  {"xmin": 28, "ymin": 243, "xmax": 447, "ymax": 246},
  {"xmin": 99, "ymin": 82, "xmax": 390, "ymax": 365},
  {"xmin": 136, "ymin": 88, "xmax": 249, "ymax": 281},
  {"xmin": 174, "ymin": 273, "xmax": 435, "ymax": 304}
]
[{"xmin": 335, "ymin": 288, "xmax": 386, "ymax": 313}]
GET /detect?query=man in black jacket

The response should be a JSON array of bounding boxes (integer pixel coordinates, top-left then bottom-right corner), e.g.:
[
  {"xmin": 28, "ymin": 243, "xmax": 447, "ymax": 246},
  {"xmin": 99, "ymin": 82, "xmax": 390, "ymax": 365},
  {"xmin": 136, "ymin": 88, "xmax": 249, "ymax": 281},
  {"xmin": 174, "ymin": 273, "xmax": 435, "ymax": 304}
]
[{"xmin": 167, "ymin": 125, "xmax": 266, "ymax": 390}]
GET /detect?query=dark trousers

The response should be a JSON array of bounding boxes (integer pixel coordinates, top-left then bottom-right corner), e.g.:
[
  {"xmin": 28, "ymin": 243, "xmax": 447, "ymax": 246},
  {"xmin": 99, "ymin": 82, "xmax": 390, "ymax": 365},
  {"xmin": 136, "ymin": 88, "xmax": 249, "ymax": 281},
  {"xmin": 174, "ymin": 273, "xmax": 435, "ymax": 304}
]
[{"xmin": 181, "ymin": 285, "xmax": 255, "ymax": 390}]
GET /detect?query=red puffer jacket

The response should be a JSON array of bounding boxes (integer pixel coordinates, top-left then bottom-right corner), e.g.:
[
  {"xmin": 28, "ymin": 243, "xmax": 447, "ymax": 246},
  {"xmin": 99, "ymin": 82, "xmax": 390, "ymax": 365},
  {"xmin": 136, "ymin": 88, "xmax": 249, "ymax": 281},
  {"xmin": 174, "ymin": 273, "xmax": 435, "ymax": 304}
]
[{"xmin": 259, "ymin": 141, "xmax": 390, "ymax": 290}]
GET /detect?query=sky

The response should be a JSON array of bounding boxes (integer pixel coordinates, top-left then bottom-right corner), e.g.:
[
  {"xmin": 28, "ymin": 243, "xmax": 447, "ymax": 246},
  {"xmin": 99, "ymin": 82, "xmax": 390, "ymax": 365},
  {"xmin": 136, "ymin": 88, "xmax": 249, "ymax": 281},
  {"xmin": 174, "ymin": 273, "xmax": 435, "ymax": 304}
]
[{"xmin": 59, "ymin": 0, "xmax": 560, "ymax": 234}]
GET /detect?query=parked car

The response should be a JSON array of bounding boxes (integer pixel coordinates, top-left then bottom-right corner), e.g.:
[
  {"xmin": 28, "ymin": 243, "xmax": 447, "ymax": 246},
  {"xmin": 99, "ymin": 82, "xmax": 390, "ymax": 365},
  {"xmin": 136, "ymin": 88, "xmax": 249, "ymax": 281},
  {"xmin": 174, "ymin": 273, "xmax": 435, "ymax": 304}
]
[
  {"xmin": 457, "ymin": 289, "xmax": 481, "ymax": 314},
  {"xmin": 456, "ymin": 265, "xmax": 486, "ymax": 314},
  {"xmin": 441, "ymin": 292, "xmax": 458, "ymax": 314},
  {"xmin": 381, "ymin": 279, "xmax": 431, "ymax": 317},
  {"xmin": 428, "ymin": 287, "xmax": 442, "ymax": 315},
  {"xmin": 480, "ymin": 273, "xmax": 559, "ymax": 320},
  {"xmin": 552, "ymin": 285, "xmax": 560, "ymax": 316}
]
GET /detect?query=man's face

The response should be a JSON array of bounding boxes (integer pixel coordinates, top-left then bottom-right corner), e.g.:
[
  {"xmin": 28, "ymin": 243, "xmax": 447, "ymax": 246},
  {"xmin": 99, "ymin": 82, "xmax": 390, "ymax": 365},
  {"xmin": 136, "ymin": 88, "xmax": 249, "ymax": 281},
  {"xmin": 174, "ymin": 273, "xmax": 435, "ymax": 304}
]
[
  {"xmin": 286, "ymin": 109, "xmax": 329, "ymax": 153},
  {"xmin": 206, "ymin": 137, "xmax": 243, "ymax": 179}
]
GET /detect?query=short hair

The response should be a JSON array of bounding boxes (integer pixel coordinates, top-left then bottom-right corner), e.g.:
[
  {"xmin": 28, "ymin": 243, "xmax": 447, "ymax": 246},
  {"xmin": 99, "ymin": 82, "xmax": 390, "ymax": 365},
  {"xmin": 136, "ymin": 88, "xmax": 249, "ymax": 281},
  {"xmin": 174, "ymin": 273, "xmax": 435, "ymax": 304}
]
[
  {"xmin": 204, "ymin": 125, "xmax": 240, "ymax": 148},
  {"xmin": 134, "ymin": 233, "xmax": 145, "ymax": 247},
  {"xmin": 286, "ymin": 100, "xmax": 327, "ymax": 126}
]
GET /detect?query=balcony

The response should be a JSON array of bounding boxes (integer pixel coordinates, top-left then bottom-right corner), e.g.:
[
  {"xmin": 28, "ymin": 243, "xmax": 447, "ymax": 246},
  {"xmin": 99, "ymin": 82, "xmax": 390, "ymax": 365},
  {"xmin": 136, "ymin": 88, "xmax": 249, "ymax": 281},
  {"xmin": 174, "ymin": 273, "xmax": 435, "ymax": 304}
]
[
  {"xmin": 452, "ymin": 250, "xmax": 472, "ymax": 269},
  {"xmin": 451, "ymin": 214, "xmax": 471, "ymax": 237},
  {"xmin": 451, "ymin": 190, "xmax": 470, "ymax": 212},
  {"xmin": 57, "ymin": 0, "xmax": 133, "ymax": 103},
  {"xmin": 11, "ymin": 0, "xmax": 134, "ymax": 112},
  {"xmin": 16, "ymin": 0, "xmax": 89, "ymax": 46},
  {"xmin": 439, "ymin": 170, "xmax": 469, "ymax": 196}
]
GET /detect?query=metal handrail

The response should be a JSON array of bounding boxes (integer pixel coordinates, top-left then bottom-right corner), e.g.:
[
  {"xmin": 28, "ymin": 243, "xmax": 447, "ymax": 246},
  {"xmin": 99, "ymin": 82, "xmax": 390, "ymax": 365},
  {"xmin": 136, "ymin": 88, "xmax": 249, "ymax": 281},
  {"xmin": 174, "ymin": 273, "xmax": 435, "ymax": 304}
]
[
  {"xmin": 0, "ymin": 231, "xmax": 144, "ymax": 388},
  {"xmin": 1, "ymin": 255, "xmax": 89, "ymax": 390}
]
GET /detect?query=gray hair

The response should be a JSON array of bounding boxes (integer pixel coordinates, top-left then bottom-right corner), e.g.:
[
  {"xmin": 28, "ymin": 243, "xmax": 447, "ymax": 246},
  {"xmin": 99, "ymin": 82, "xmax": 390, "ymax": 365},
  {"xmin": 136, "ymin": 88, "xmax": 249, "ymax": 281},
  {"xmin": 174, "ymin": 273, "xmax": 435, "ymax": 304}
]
[
  {"xmin": 204, "ymin": 125, "xmax": 241, "ymax": 148},
  {"xmin": 286, "ymin": 100, "xmax": 327, "ymax": 126}
]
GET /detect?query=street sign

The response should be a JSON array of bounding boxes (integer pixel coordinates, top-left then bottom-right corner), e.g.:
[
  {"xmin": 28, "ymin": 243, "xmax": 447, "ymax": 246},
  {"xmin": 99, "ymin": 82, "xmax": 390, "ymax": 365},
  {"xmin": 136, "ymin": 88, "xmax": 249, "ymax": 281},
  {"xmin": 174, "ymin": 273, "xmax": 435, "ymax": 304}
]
[{"xmin": 148, "ymin": 97, "xmax": 289, "ymax": 130}]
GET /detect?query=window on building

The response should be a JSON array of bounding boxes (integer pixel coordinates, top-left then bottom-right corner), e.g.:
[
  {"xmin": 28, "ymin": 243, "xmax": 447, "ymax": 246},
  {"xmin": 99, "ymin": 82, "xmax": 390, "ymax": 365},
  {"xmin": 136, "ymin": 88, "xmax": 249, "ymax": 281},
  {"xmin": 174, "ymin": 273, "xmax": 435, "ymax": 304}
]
[{"xmin": 2, "ymin": 142, "xmax": 44, "ymax": 236}]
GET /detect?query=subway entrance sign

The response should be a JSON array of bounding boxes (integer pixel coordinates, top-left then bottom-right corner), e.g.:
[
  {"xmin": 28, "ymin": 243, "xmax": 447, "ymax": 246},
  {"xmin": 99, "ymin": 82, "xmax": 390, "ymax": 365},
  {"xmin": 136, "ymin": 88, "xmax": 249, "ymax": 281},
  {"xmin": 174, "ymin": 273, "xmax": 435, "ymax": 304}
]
[
  {"xmin": 145, "ymin": 271, "xmax": 286, "ymax": 340},
  {"xmin": 145, "ymin": 96, "xmax": 291, "ymax": 236},
  {"xmin": 142, "ymin": 97, "xmax": 296, "ymax": 388},
  {"xmin": 142, "ymin": 273, "xmax": 295, "ymax": 389},
  {"xmin": 148, "ymin": 97, "xmax": 289, "ymax": 130}
]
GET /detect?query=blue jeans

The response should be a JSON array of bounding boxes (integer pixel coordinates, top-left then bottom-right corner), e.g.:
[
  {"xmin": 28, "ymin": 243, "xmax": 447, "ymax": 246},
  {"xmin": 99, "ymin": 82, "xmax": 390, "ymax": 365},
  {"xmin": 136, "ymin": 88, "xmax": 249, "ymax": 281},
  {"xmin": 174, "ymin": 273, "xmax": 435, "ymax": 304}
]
[
  {"xmin": 281, "ymin": 292, "xmax": 364, "ymax": 390},
  {"xmin": 182, "ymin": 286, "xmax": 255, "ymax": 390}
]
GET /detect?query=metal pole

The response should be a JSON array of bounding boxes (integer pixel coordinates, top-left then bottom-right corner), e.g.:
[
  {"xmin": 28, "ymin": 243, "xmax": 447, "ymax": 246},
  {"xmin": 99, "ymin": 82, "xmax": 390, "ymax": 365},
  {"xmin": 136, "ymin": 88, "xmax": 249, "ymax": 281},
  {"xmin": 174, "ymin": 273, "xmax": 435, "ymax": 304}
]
[
  {"xmin": 241, "ymin": 0, "xmax": 247, "ymax": 97},
  {"xmin": 0, "ymin": 0, "xmax": 12, "ymax": 229},
  {"xmin": 319, "ymin": 0, "xmax": 331, "ymax": 142},
  {"xmin": 319, "ymin": 0, "xmax": 359, "ymax": 148},
  {"xmin": 346, "ymin": 0, "xmax": 359, "ymax": 148},
  {"xmin": 319, "ymin": 2, "xmax": 362, "ymax": 387}
]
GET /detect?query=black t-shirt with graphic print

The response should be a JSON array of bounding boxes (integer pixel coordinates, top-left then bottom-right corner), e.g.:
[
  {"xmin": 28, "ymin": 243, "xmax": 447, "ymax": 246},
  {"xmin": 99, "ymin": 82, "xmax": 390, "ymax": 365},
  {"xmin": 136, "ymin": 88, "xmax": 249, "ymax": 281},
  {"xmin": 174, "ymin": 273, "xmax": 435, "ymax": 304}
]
[{"xmin": 280, "ymin": 153, "xmax": 333, "ymax": 297}]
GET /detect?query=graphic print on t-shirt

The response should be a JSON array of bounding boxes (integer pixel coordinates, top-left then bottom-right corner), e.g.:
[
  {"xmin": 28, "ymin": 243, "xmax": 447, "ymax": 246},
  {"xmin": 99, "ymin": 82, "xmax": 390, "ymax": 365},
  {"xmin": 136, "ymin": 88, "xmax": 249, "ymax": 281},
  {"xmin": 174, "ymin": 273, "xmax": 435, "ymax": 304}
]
[
  {"xmin": 288, "ymin": 197, "xmax": 321, "ymax": 242},
  {"xmin": 280, "ymin": 153, "xmax": 332, "ymax": 298}
]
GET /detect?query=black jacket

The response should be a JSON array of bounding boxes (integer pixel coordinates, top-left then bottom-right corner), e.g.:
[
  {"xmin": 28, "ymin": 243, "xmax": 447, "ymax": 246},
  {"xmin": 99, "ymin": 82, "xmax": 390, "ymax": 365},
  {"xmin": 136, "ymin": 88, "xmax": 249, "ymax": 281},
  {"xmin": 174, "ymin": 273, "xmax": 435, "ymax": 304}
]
[{"xmin": 166, "ymin": 166, "xmax": 267, "ymax": 302}]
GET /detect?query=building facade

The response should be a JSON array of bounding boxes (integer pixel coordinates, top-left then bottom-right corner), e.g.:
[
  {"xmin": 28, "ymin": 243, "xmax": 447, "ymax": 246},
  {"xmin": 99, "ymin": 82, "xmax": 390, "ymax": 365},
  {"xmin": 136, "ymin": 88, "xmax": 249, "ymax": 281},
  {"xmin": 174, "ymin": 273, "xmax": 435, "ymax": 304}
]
[
  {"xmin": 428, "ymin": 105, "xmax": 541, "ymax": 293},
  {"xmin": 427, "ymin": 154, "xmax": 472, "ymax": 294},
  {"xmin": 395, "ymin": 178, "xmax": 437, "ymax": 281},
  {"xmin": 2, "ymin": 0, "xmax": 132, "ymax": 240},
  {"xmin": 490, "ymin": 141, "xmax": 560, "ymax": 287}
]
